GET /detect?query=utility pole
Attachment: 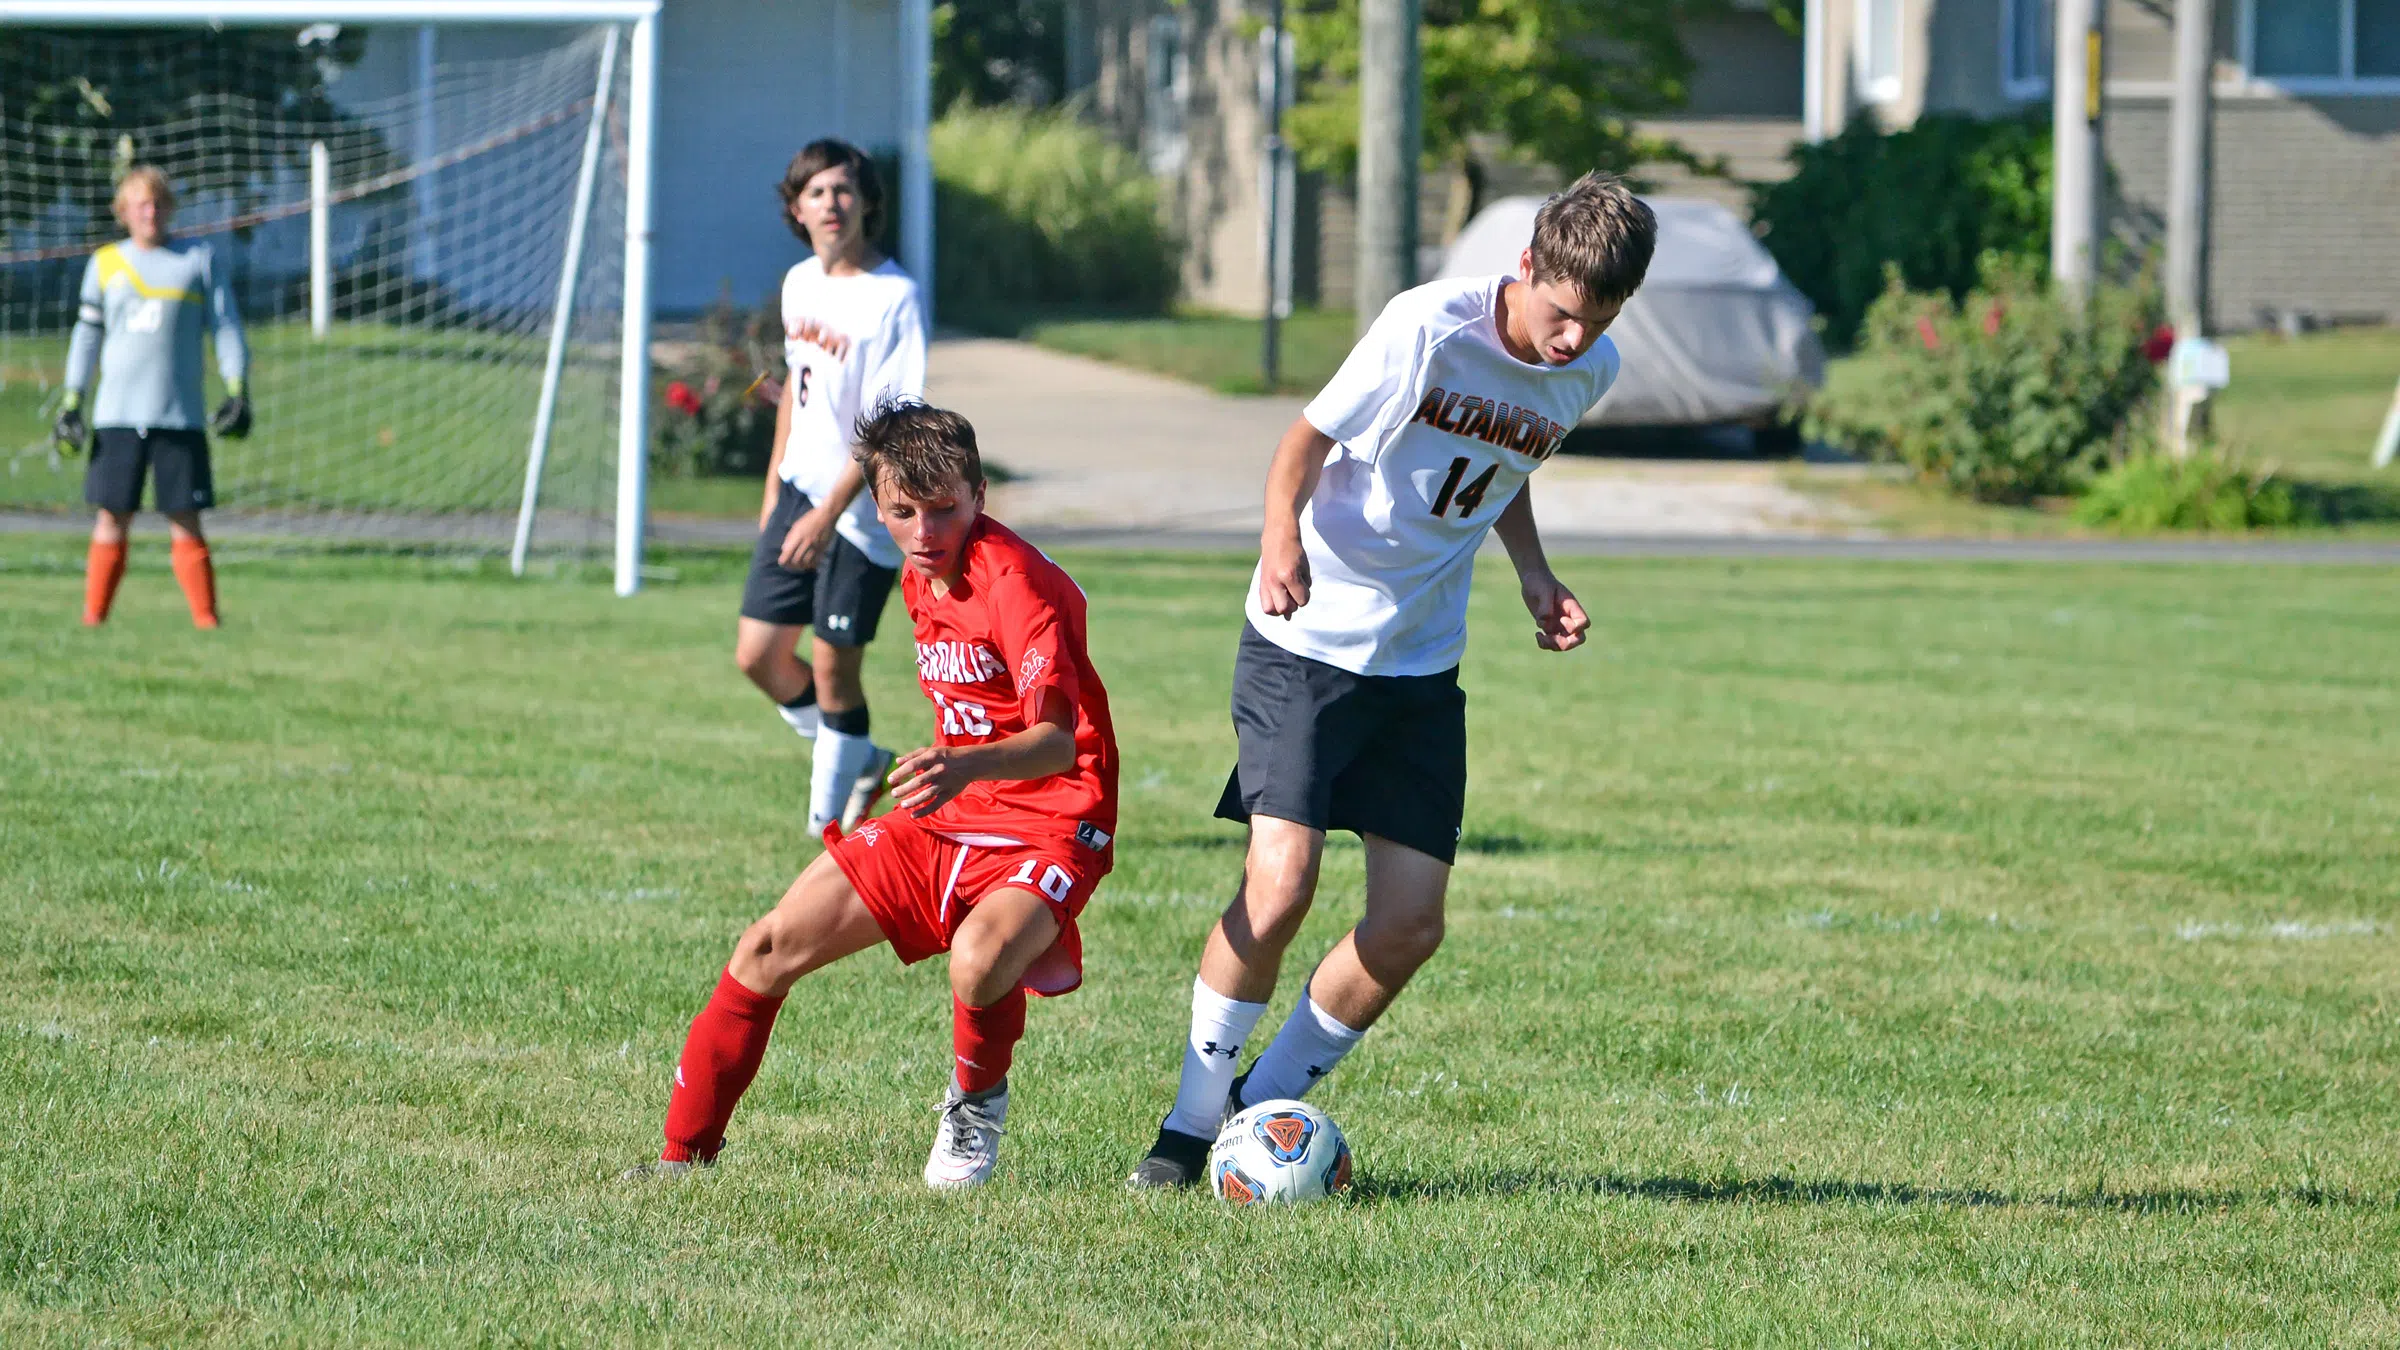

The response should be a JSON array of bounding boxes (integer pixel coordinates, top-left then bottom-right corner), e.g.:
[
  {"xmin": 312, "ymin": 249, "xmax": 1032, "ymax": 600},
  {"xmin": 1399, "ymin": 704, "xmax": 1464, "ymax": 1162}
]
[
  {"xmin": 2164, "ymin": 0, "xmax": 2215, "ymax": 453},
  {"xmin": 2051, "ymin": 0, "xmax": 2105, "ymax": 302},
  {"xmin": 1261, "ymin": 0, "xmax": 1289, "ymax": 390},
  {"xmin": 1355, "ymin": 0, "xmax": 1420, "ymax": 334}
]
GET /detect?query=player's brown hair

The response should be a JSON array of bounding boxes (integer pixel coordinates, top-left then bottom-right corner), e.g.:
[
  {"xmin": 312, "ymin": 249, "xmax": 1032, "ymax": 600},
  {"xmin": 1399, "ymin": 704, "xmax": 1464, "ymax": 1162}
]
[
  {"xmin": 113, "ymin": 165, "xmax": 176, "ymax": 219},
  {"xmin": 777, "ymin": 139, "xmax": 885, "ymax": 246},
  {"xmin": 854, "ymin": 398, "xmax": 984, "ymax": 500},
  {"xmin": 1528, "ymin": 171, "xmax": 1656, "ymax": 307}
]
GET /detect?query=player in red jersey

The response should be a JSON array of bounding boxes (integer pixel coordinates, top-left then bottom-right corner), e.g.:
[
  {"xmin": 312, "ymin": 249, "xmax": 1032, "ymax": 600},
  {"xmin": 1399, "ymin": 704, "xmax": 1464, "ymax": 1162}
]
[{"xmin": 624, "ymin": 398, "xmax": 1117, "ymax": 1190}]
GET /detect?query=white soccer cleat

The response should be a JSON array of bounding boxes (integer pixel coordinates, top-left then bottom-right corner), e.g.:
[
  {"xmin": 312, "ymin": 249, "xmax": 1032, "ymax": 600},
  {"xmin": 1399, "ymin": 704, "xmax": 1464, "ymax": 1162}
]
[
  {"xmin": 924, "ymin": 1081, "xmax": 1008, "ymax": 1190},
  {"xmin": 842, "ymin": 745, "xmax": 897, "ymax": 832}
]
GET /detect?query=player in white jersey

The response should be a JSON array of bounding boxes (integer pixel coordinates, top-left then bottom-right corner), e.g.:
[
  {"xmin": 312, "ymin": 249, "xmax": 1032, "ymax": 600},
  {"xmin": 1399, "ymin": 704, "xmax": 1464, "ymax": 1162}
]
[
  {"xmin": 735, "ymin": 140, "xmax": 928, "ymax": 837},
  {"xmin": 1127, "ymin": 173, "xmax": 1658, "ymax": 1188}
]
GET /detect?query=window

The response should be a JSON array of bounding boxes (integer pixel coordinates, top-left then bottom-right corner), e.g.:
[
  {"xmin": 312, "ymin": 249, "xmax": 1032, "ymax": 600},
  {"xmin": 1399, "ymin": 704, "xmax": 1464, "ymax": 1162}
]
[
  {"xmin": 2245, "ymin": 0, "xmax": 2400, "ymax": 87},
  {"xmin": 1857, "ymin": 0, "xmax": 1902, "ymax": 102},
  {"xmin": 2003, "ymin": 0, "xmax": 2053, "ymax": 97},
  {"xmin": 1142, "ymin": 14, "xmax": 1189, "ymax": 176}
]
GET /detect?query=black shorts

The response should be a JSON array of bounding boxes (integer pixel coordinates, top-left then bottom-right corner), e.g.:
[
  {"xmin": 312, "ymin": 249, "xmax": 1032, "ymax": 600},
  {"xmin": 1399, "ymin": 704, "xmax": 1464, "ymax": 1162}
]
[
  {"xmin": 86, "ymin": 427, "xmax": 214, "ymax": 514},
  {"xmin": 1214, "ymin": 622, "xmax": 1468, "ymax": 865},
  {"xmin": 739, "ymin": 478, "xmax": 897, "ymax": 646}
]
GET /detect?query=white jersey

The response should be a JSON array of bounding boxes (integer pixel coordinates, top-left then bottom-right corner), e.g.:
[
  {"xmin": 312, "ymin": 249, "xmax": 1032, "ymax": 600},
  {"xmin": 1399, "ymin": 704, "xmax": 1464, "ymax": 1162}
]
[
  {"xmin": 778, "ymin": 255, "xmax": 927, "ymax": 569},
  {"xmin": 1246, "ymin": 275, "xmax": 1620, "ymax": 677}
]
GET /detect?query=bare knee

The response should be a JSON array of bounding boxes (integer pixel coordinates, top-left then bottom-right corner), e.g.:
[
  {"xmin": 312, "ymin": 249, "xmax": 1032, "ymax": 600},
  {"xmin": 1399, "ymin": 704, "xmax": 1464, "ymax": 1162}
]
[
  {"xmin": 1355, "ymin": 907, "xmax": 1445, "ymax": 981},
  {"xmin": 727, "ymin": 905, "xmax": 840, "ymax": 996},
  {"xmin": 948, "ymin": 927, "xmax": 1014, "ymax": 1008},
  {"xmin": 1221, "ymin": 830, "xmax": 1321, "ymax": 958},
  {"xmin": 91, "ymin": 511, "xmax": 130, "ymax": 546}
]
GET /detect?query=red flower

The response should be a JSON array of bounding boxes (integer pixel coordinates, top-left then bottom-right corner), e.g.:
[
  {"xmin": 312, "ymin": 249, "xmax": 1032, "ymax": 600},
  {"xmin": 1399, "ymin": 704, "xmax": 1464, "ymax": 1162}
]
[
  {"xmin": 1981, "ymin": 301, "xmax": 2004, "ymax": 337},
  {"xmin": 665, "ymin": 380, "xmax": 702, "ymax": 416},
  {"xmin": 1916, "ymin": 315, "xmax": 1942, "ymax": 351},
  {"xmin": 2142, "ymin": 323, "xmax": 2176, "ymax": 364}
]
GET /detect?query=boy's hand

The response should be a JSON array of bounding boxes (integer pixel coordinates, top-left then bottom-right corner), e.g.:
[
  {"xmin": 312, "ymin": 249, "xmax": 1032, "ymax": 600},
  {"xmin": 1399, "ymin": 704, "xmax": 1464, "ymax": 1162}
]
[
  {"xmin": 1258, "ymin": 530, "xmax": 1312, "ymax": 617},
  {"xmin": 889, "ymin": 745, "xmax": 976, "ymax": 817},
  {"xmin": 52, "ymin": 405, "xmax": 88, "ymax": 455},
  {"xmin": 1522, "ymin": 570, "xmax": 1589, "ymax": 652},
  {"xmin": 779, "ymin": 504, "xmax": 838, "ymax": 569}
]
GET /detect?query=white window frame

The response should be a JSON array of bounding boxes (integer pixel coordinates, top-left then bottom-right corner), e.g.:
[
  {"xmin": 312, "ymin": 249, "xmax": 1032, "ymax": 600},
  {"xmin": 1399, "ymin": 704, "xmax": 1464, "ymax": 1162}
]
[
  {"xmin": 2240, "ymin": 0, "xmax": 2400, "ymax": 94},
  {"xmin": 1855, "ymin": 0, "xmax": 1903, "ymax": 103},
  {"xmin": 1142, "ymin": 13, "xmax": 1191, "ymax": 176},
  {"xmin": 2001, "ymin": 0, "xmax": 2052, "ymax": 100}
]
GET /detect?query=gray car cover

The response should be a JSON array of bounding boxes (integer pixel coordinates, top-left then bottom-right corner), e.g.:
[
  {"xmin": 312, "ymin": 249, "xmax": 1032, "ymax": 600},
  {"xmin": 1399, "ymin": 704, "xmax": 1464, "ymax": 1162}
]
[{"xmin": 1434, "ymin": 195, "xmax": 1825, "ymax": 426}]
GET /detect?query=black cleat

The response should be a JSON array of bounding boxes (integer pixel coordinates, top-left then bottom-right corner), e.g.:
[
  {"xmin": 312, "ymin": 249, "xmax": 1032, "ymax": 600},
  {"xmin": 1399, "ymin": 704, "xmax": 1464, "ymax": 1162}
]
[
  {"xmin": 1125, "ymin": 1125, "xmax": 1211, "ymax": 1190},
  {"xmin": 1227, "ymin": 1069, "xmax": 1253, "ymax": 1116}
]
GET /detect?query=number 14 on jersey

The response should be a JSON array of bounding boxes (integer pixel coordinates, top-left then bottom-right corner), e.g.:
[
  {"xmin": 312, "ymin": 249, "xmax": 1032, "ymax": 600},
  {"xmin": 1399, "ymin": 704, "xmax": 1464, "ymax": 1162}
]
[{"xmin": 1430, "ymin": 457, "xmax": 1498, "ymax": 518}]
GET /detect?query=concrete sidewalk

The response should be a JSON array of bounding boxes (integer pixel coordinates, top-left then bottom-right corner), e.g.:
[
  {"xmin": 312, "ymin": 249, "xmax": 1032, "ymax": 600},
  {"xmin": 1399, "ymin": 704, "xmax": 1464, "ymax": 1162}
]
[{"xmin": 928, "ymin": 336, "xmax": 1862, "ymax": 538}]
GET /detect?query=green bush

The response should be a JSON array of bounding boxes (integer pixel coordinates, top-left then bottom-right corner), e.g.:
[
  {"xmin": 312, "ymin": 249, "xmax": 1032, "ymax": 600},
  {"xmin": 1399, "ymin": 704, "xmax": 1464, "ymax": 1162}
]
[
  {"xmin": 651, "ymin": 287, "xmax": 783, "ymax": 480},
  {"xmin": 932, "ymin": 105, "xmax": 1180, "ymax": 324},
  {"xmin": 2074, "ymin": 451, "xmax": 2305, "ymax": 531},
  {"xmin": 1806, "ymin": 256, "xmax": 2163, "ymax": 503},
  {"xmin": 1753, "ymin": 114, "xmax": 2049, "ymax": 348}
]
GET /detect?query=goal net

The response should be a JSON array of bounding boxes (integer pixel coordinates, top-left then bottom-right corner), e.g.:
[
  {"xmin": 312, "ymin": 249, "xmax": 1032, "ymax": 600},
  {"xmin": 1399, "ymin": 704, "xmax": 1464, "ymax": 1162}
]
[{"xmin": 0, "ymin": 14, "xmax": 645, "ymax": 570}]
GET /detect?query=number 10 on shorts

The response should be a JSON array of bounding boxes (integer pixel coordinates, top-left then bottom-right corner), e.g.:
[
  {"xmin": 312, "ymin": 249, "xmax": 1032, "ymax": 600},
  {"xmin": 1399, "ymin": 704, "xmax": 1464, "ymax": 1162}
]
[{"xmin": 1008, "ymin": 858, "xmax": 1074, "ymax": 902}]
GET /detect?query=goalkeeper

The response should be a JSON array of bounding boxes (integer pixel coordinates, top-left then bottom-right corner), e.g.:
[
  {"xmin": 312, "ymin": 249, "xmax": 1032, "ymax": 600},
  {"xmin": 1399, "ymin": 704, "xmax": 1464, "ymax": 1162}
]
[{"xmin": 54, "ymin": 165, "xmax": 251, "ymax": 629}]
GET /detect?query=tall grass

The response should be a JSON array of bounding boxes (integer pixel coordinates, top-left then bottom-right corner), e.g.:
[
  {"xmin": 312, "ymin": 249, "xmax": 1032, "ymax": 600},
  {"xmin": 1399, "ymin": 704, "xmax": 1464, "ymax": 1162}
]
[{"xmin": 932, "ymin": 106, "xmax": 1180, "ymax": 325}]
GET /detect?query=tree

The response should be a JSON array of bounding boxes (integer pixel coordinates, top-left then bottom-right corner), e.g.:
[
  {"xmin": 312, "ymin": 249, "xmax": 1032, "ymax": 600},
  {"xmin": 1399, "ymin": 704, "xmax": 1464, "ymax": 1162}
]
[
  {"xmin": 933, "ymin": 0, "xmax": 1067, "ymax": 110},
  {"xmin": 0, "ymin": 26, "xmax": 374, "ymax": 238},
  {"xmin": 1283, "ymin": 0, "xmax": 1723, "ymax": 217}
]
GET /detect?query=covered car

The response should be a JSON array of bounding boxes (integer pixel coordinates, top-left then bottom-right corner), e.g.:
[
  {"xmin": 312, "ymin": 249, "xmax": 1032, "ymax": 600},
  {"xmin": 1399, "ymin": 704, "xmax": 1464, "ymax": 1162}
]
[{"xmin": 1433, "ymin": 195, "xmax": 1824, "ymax": 426}]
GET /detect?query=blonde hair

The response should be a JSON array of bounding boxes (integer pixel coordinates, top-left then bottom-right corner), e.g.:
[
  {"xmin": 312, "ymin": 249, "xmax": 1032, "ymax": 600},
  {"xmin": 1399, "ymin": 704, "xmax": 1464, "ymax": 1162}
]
[{"xmin": 113, "ymin": 165, "xmax": 176, "ymax": 220}]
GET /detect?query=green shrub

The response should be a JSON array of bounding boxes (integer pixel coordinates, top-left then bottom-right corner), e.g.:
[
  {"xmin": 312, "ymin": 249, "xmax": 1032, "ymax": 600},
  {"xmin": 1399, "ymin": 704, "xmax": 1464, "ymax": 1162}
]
[
  {"xmin": 1753, "ymin": 114, "xmax": 2049, "ymax": 348},
  {"xmin": 1806, "ymin": 256, "xmax": 2163, "ymax": 503},
  {"xmin": 2074, "ymin": 451, "xmax": 2305, "ymax": 531},
  {"xmin": 651, "ymin": 287, "xmax": 783, "ymax": 480},
  {"xmin": 932, "ymin": 105, "xmax": 1180, "ymax": 324}
]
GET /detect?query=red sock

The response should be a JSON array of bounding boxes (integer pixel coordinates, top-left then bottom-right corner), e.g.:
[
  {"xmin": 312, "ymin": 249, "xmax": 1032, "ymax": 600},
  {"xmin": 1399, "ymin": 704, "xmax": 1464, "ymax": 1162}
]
[
  {"xmin": 660, "ymin": 968, "xmax": 785, "ymax": 1163},
  {"xmin": 83, "ymin": 540, "xmax": 126, "ymax": 625},
  {"xmin": 170, "ymin": 536, "xmax": 217, "ymax": 629},
  {"xmin": 952, "ymin": 987, "xmax": 1026, "ymax": 1095}
]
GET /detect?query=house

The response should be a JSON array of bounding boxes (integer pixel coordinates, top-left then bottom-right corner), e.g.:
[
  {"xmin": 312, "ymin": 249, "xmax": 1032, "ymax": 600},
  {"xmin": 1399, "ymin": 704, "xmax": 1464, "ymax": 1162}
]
[
  {"xmin": 1065, "ymin": 0, "xmax": 2399, "ymax": 331},
  {"xmin": 1805, "ymin": 0, "xmax": 2400, "ymax": 330},
  {"xmin": 326, "ymin": 3, "xmax": 930, "ymax": 315}
]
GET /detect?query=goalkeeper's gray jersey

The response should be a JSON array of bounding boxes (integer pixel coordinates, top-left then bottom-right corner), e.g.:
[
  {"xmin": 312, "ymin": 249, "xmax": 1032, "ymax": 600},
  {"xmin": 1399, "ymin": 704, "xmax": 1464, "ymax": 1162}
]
[{"xmin": 63, "ymin": 238, "xmax": 248, "ymax": 433}]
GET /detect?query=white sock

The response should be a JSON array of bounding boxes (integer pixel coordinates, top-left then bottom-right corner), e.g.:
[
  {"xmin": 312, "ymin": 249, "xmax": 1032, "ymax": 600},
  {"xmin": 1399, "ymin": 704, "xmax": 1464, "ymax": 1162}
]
[
  {"xmin": 1242, "ymin": 984, "xmax": 1365, "ymax": 1106},
  {"xmin": 1162, "ymin": 976, "xmax": 1269, "ymax": 1140},
  {"xmin": 808, "ymin": 727, "xmax": 879, "ymax": 833},
  {"xmin": 777, "ymin": 698, "xmax": 819, "ymax": 740}
]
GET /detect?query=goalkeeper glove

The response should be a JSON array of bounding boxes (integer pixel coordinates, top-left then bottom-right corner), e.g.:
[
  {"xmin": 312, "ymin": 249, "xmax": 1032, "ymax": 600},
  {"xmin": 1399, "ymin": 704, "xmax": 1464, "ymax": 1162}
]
[
  {"xmin": 52, "ymin": 393, "xmax": 88, "ymax": 456},
  {"xmin": 211, "ymin": 384, "xmax": 253, "ymax": 439}
]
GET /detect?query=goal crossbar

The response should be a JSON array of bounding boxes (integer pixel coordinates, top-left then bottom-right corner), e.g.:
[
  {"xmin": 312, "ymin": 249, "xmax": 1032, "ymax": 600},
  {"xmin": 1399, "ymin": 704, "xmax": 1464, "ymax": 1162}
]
[
  {"xmin": 1, "ymin": 0, "xmax": 661, "ymax": 595},
  {"xmin": 0, "ymin": 2, "xmax": 658, "ymax": 24}
]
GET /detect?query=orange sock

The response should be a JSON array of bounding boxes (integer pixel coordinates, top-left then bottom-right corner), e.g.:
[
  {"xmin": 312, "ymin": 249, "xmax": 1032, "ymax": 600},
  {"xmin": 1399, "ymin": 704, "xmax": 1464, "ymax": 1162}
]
[
  {"xmin": 83, "ymin": 540, "xmax": 127, "ymax": 626},
  {"xmin": 170, "ymin": 536, "xmax": 218, "ymax": 629}
]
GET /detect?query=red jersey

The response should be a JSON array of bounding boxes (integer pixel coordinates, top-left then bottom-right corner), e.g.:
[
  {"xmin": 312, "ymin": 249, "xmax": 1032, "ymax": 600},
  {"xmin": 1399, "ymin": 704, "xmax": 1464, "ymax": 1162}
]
[{"xmin": 901, "ymin": 516, "xmax": 1117, "ymax": 850}]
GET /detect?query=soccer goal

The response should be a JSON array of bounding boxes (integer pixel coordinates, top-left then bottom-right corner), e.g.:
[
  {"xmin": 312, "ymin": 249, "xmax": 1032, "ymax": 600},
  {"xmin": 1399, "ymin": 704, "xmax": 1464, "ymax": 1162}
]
[{"xmin": 0, "ymin": 0, "xmax": 660, "ymax": 594}]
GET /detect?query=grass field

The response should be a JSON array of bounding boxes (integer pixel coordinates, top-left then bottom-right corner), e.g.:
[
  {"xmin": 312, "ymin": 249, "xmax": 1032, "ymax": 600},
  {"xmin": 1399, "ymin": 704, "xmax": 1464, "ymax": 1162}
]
[{"xmin": 5, "ymin": 540, "xmax": 2399, "ymax": 1344}]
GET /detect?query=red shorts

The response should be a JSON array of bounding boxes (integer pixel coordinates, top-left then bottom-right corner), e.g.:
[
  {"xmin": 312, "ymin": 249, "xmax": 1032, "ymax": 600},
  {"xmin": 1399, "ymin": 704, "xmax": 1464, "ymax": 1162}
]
[{"xmin": 822, "ymin": 813, "xmax": 1110, "ymax": 996}]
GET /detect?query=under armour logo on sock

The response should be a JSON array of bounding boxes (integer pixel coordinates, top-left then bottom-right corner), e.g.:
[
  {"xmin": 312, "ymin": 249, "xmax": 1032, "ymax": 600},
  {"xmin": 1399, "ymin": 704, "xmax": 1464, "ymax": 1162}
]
[
  {"xmin": 1199, "ymin": 1040, "xmax": 1238, "ymax": 1059},
  {"xmin": 1305, "ymin": 1064, "xmax": 1328, "ymax": 1079}
]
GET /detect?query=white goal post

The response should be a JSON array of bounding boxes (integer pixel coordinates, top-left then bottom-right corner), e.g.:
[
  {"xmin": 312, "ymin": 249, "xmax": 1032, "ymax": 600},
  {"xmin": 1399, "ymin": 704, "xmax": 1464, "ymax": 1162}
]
[{"xmin": 0, "ymin": 0, "xmax": 661, "ymax": 596}]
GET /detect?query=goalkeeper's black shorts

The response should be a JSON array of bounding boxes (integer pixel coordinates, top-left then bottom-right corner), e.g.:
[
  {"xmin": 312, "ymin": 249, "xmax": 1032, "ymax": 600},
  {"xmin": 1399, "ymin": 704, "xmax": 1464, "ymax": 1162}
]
[{"xmin": 86, "ymin": 426, "xmax": 214, "ymax": 515}]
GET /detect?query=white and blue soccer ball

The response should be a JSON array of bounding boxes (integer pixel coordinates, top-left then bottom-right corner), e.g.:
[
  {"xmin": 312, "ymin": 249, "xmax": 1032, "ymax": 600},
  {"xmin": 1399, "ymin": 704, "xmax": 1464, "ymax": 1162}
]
[{"xmin": 1208, "ymin": 1099, "xmax": 1352, "ymax": 1206}]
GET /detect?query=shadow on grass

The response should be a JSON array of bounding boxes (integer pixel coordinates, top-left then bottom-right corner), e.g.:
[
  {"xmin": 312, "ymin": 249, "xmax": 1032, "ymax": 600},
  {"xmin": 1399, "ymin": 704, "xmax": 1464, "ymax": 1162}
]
[
  {"xmin": 1351, "ymin": 1169, "xmax": 2399, "ymax": 1213},
  {"xmin": 2288, "ymin": 479, "xmax": 2400, "ymax": 525}
]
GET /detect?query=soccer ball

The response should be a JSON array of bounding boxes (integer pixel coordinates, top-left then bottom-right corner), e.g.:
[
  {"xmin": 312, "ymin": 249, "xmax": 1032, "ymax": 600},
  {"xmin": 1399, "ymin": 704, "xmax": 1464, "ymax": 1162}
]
[{"xmin": 1208, "ymin": 1099, "xmax": 1352, "ymax": 1206}]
